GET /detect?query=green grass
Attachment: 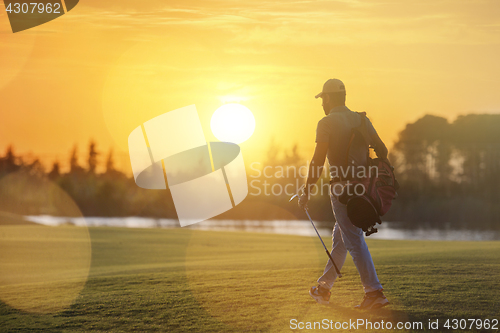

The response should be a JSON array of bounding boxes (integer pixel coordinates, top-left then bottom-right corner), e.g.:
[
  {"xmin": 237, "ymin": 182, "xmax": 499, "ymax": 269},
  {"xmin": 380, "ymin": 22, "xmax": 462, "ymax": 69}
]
[{"xmin": 1, "ymin": 226, "xmax": 500, "ymax": 332}]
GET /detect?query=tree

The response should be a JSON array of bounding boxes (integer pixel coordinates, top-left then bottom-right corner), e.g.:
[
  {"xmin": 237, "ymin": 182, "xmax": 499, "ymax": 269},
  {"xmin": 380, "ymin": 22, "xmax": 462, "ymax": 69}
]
[
  {"xmin": 105, "ymin": 148, "xmax": 116, "ymax": 174},
  {"xmin": 88, "ymin": 140, "xmax": 99, "ymax": 174},
  {"xmin": 393, "ymin": 115, "xmax": 451, "ymax": 192},
  {"xmin": 69, "ymin": 144, "xmax": 84, "ymax": 174},
  {"xmin": 48, "ymin": 161, "xmax": 60, "ymax": 180},
  {"xmin": 1, "ymin": 145, "xmax": 21, "ymax": 175}
]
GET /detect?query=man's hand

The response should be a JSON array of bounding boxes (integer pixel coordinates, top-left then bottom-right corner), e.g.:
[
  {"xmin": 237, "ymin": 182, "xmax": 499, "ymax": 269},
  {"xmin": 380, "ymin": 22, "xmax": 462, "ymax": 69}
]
[{"xmin": 298, "ymin": 191, "xmax": 309, "ymax": 210}]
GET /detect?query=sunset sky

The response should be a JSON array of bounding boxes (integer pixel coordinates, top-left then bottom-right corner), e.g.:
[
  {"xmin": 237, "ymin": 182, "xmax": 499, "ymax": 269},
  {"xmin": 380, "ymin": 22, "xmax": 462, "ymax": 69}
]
[{"xmin": 1, "ymin": 0, "xmax": 500, "ymax": 173}]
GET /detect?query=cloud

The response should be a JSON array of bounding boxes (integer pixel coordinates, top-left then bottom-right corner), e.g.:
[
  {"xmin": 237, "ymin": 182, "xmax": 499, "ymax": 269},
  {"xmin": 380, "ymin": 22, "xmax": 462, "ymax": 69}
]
[{"xmin": 56, "ymin": 0, "xmax": 500, "ymax": 48}]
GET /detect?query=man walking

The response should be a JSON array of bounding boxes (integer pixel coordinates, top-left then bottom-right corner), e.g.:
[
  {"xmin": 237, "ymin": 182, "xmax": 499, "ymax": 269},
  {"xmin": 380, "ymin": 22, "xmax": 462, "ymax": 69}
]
[{"xmin": 298, "ymin": 79, "xmax": 389, "ymax": 310}]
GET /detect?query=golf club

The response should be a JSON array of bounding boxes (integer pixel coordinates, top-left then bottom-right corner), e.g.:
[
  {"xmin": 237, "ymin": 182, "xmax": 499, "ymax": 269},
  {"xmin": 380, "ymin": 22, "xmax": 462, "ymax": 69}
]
[{"xmin": 290, "ymin": 192, "xmax": 342, "ymax": 278}]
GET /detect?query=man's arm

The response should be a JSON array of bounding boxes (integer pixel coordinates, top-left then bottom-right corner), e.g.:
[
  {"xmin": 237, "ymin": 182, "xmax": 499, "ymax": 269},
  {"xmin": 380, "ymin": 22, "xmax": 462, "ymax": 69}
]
[
  {"xmin": 370, "ymin": 132, "xmax": 388, "ymax": 161},
  {"xmin": 304, "ymin": 141, "xmax": 329, "ymax": 197},
  {"xmin": 364, "ymin": 117, "xmax": 388, "ymax": 161}
]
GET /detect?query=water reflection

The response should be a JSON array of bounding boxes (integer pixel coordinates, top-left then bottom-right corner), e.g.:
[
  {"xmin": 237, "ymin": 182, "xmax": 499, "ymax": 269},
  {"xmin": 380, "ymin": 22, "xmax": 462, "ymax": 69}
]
[{"xmin": 25, "ymin": 216, "xmax": 500, "ymax": 241}]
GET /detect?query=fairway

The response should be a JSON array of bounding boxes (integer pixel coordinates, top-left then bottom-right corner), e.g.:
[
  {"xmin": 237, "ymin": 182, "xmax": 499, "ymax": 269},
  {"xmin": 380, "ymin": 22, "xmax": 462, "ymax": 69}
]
[{"xmin": 1, "ymin": 226, "xmax": 499, "ymax": 332}]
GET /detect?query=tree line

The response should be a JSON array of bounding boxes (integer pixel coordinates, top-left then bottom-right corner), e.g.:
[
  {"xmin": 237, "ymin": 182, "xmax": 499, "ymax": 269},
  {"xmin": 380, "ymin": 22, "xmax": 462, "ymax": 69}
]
[
  {"xmin": 0, "ymin": 142, "xmax": 177, "ymax": 218},
  {"xmin": 388, "ymin": 114, "xmax": 500, "ymax": 229},
  {"xmin": 0, "ymin": 113, "xmax": 499, "ymax": 229}
]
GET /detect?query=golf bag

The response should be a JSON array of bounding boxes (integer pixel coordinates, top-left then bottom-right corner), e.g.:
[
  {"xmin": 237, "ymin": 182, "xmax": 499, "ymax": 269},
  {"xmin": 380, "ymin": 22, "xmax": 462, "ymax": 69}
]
[{"xmin": 337, "ymin": 113, "xmax": 399, "ymax": 236}]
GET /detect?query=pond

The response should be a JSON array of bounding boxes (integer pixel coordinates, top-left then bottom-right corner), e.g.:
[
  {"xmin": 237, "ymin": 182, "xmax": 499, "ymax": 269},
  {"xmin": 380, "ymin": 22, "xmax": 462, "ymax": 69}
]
[{"xmin": 24, "ymin": 216, "xmax": 500, "ymax": 241}]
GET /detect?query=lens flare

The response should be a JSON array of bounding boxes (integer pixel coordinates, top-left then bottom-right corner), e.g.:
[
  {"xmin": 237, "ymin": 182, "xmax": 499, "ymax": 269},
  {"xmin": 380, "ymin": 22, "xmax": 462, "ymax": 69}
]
[{"xmin": 0, "ymin": 172, "xmax": 91, "ymax": 313}]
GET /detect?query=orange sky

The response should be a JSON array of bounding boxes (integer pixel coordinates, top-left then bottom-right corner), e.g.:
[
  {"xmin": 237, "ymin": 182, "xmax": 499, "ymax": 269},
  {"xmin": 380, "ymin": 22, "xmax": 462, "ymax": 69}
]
[{"xmin": 1, "ymin": 0, "xmax": 500, "ymax": 173}]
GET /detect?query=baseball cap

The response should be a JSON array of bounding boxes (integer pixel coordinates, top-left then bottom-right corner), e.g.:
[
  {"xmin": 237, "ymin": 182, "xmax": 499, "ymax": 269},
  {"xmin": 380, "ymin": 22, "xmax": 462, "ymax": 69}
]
[{"xmin": 315, "ymin": 79, "xmax": 346, "ymax": 99}]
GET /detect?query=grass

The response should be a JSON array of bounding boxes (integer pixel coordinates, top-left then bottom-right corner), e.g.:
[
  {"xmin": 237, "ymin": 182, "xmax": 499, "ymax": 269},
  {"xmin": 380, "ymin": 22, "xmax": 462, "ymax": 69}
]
[{"xmin": 0, "ymin": 226, "xmax": 499, "ymax": 332}]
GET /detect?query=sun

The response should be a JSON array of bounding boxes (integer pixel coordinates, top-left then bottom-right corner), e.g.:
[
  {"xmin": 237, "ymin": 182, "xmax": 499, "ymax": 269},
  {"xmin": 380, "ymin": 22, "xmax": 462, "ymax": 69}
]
[{"xmin": 210, "ymin": 103, "xmax": 256, "ymax": 144}]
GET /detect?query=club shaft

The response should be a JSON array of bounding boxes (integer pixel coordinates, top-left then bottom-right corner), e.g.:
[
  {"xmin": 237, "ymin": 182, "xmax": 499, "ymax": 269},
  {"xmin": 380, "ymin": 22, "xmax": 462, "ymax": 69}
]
[
  {"xmin": 305, "ymin": 209, "xmax": 342, "ymax": 277},
  {"xmin": 304, "ymin": 210, "xmax": 327, "ymax": 249}
]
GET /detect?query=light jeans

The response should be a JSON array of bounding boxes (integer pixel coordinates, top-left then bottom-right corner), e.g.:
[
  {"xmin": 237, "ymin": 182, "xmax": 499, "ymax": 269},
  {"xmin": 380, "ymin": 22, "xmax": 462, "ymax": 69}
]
[{"xmin": 317, "ymin": 184, "xmax": 383, "ymax": 293}]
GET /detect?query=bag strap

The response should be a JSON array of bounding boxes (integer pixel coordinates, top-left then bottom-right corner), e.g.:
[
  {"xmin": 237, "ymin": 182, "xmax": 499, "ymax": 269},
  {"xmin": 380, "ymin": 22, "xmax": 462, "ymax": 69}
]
[
  {"xmin": 355, "ymin": 112, "xmax": 372, "ymax": 146},
  {"xmin": 344, "ymin": 112, "xmax": 370, "ymax": 168}
]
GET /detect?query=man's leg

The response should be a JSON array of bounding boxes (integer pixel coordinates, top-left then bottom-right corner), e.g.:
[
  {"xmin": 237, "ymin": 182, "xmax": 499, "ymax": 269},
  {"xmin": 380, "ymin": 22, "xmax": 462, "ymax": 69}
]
[
  {"xmin": 317, "ymin": 222, "xmax": 347, "ymax": 290},
  {"xmin": 331, "ymin": 195, "xmax": 383, "ymax": 293}
]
